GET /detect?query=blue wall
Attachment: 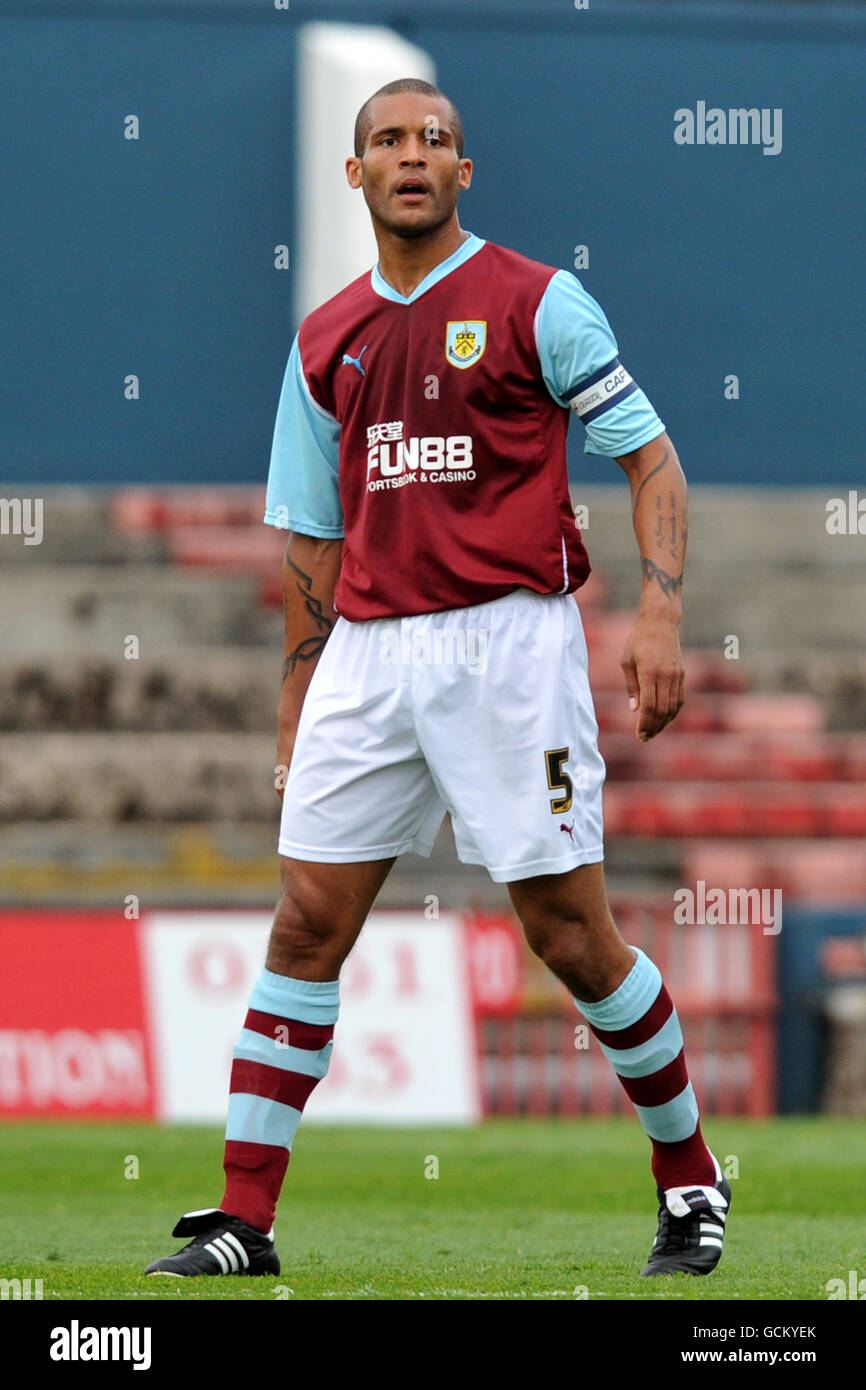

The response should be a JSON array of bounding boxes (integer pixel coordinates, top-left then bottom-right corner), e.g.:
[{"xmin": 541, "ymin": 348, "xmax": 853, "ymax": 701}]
[{"xmin": 2, "ymin": 1, "xmax": 863, "ymax": 485}]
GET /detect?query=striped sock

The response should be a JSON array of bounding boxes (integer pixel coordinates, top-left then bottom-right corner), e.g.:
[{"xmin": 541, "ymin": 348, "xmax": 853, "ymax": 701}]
[
  {"xmin": 574, "ymin": 948, "xmax": 715, "ymax": 1191},
  {"xmin": 221, "ymin": 969, "xmax": 339, "ymax": 1232}
]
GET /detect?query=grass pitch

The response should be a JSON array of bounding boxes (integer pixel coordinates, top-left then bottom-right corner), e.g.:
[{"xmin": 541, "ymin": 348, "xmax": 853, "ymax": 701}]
[{"xmin": 1, "ymin": 1117, "xmax": 863, "ymax": 1301}]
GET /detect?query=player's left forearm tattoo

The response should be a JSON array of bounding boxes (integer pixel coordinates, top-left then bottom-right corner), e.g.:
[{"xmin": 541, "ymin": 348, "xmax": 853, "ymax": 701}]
[
  {"xmin": 641, "ymin": 556, "xmax": 684, "ymax": 599},
  {"xmin": 668, "ymin": 490, "xmax": 679, "ymax": 562},
  {"xmin": 653, "ymin": 489, "xmax": 684, "ymax": 564},
  {"xmin": 631, "ymin": 446, "xmax": 670, "ymax": 518},
  {"xmin": 633, "ymin": 448, "xmax": 687, "ymax": 569},
  {"xmin": 282, "ymin": 552, "xmax": 335, "ymax": 681}
]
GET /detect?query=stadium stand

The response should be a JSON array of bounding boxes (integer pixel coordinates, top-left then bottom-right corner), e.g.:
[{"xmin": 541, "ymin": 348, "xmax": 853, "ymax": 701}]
[
  {"xmin": 2, "ymin": 484, "xmax": 864, "ymax": 900},
  {"xmin": 2, "ymin": 484, "xmax": 864, "ymax": 1115}
]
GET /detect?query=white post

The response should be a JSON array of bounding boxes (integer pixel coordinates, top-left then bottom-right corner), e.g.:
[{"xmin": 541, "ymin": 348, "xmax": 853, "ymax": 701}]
[{"xmin": 295, "ymin": 23, "xmax": 436, "ymax": 322}]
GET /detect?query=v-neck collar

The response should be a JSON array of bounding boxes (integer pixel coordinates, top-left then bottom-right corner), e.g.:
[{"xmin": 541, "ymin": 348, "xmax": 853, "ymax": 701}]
[{"xmin": 371, "ymin": 232, "xmax": 486, "ymax": 305}]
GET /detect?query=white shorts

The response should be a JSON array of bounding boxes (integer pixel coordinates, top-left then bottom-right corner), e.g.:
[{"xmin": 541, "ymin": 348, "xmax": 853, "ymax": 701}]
[{"xmin": 278, "ymin": 587, "xmax": 606, "ymax": 883}]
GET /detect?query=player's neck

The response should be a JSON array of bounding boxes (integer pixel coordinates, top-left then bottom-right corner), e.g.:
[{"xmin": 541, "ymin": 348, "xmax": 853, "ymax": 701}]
[{"xmin": 373, "ymin": 220, "xmax": 470, "ymax": 299}]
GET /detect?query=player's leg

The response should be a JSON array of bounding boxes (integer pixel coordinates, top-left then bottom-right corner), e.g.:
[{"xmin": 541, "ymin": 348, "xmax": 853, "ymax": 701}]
[
  {"xmin": 265, "ymin": 853, "xmax": 397, "ymax": 979},
  {"xmin": 507, "ymin": 860, "xmax": 730, "ymax": 1276},
  {"xmin": 218, "ymin": 606, "xmax": 445, "ymax": 1236},
  {"xmin": 144, "ymin": 856, "xmax": 394, "ymax": 1278},
  {"xmin": 145, "ymin": 607, "xmax": 447, "ymax": 1276},
  {"xmin": 219, "ymin": 854, "xmax": 396, "ymax": 1236},
  {"xmin": 507, "ymin": 860, "xmax": 716, "ymax": 1182},
  {"xmin": 506, "ymin": 859, "xmax": 632, "ymax": 1001},
  {"xmin": 415, "ymin": 587, "xmax": 729, "ymax": 1275}
]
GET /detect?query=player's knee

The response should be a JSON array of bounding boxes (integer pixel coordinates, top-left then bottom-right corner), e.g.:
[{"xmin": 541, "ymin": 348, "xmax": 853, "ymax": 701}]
[
  {"xmin": 519, "ymin": 905, "xmax": 613, "ymax": 980},
  {"xmin": 521, "ymin": 909, "xmax": 579, "ymax": 960},
  {"xmin": 268, "ymin": 889, "xmax": 341, "ymax": 968},
  {"xmin": 532, "ymin": 925, "xmax": 592, "ymax": 982}
]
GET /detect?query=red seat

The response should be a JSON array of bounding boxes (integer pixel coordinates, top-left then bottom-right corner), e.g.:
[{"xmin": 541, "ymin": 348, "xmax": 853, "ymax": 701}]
[
  {"xmin": 167, "ymin": 525, "xmax": 284, "ymax": 571},
  {"xmin": 601, "ymin": 732, "xmax": 865, "ymax": 783},
  {"xmin": 685, "ymin": 841, "xmax": 866, "ymax": 902},
  {"xmin": 605, "ymin": 784, "xmax": 865, "ymax": 837},
  {"xmin": 594, "ymin": 692, "xmax": 825, "ymax": 736},
  {"xmin": 111, "ymin": 488, "xmax": 266, "ymax": 534},
  {"xmin": 725, "ymin": 694, "xmax": 823, "ymax": 733}
]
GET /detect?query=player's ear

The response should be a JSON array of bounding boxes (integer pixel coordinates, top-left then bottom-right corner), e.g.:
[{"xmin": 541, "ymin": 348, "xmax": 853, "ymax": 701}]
[
  {"xmin": 457, "ymin": 158, "xmax": 472, "ymax": 191},
  {"xmin": 346, "ymin": 156, "xmax": 363, "ymax": 189}
]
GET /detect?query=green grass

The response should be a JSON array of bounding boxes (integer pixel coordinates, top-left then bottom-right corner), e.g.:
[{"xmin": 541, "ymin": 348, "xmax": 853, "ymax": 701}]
[{"xmin": 1, "ymin": 1118, "xmax": 863, "ymax": 1300}]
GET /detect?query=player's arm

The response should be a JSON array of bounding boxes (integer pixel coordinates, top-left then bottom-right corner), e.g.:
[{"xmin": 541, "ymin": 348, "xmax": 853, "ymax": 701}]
[
  {"xmin": 533, "ymin": 269, "xmax": 685, "ymax": 743},
  {"xmin": 614, "ymin": 431, "xmax": 687, "ymax": 742},
  {"xmin": 264, "ymin": 331, "xmax": 344, "ymax": 795},
  {"xmin": 276, "ymin": 532, "xmax": 342, "ymax": 794}
]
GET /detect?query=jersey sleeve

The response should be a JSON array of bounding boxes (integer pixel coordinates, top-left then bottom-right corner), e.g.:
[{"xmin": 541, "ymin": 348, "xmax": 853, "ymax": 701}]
[
  {"xmin": 264, "ymin": 334, "xmax": 344, "ymax": 537},
  {"xmin": 534, "ymin": 269, "xmax": 665, "ymax": 458}
]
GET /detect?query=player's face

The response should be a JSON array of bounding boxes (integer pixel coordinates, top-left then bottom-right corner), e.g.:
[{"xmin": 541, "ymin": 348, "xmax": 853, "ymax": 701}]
[{"xmin": 346, "ymin": 94, "xmax": 472, "ymax": 239}]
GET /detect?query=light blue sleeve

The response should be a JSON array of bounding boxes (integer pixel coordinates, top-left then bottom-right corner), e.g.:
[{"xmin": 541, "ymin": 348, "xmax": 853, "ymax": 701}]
[
  {"xmin": 535, "ymin": 269, "xmax": 665, "ymax": 458},
  {"xmin": 264, "ymin": 334, "xmax": 344, "ymax": 537}
]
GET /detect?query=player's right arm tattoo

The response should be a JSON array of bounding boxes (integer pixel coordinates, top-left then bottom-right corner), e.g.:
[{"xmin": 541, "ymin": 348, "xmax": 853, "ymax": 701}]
[{"xmin": 282, "ymin": 550, "xmax": 335, "ymax": 681}]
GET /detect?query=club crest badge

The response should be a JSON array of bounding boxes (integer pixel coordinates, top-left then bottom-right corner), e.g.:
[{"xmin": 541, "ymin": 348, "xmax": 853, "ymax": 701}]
[{"xmin": 445, "ymin": 320, "xmax": 487, "ymax": 369}]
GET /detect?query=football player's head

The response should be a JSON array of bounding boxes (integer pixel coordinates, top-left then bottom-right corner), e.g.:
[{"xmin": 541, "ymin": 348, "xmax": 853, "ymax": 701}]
[{"xmin": 347, "ymin": 79, "xmax": 472, "ymax": 239}]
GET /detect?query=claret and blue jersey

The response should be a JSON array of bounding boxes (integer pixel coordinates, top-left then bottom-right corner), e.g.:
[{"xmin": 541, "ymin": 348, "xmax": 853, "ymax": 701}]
[{"xmin": 264, "ymin": 232, "xmax": 664, "ymax": 621}]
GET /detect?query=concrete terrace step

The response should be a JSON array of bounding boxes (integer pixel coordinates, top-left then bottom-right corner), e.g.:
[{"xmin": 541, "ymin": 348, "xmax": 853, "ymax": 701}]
[
  {"xmin": 2, "ymin": 732, "xmax": 863, "ymax": 831},
  {"xmin": 0, "ymin": 651, "xmax": 281, "ymax": 732},
  {"xmin": 0, "ymin": 733, "xmax": 278, "ymax": 822},
  {"xmin": 0, "ymin": 648, "xmax": 753, "ymax": 732},
  {"xmin": 572, "ymin": 487, "xmax": 866, "ymax": 649},
  {"xmin": 2, "ymin": 647, "xmax": 865, "ymax": 733},
  {"xmin": 0, "ymin": 488, "xmax": 162, "ymax": 565},
  {"xmin": 0, "ymin": 567, "xmax": 280, "ymax": 654},
  {"xmin": 0, "ymin": 660, "xmax": 837, "ymax": 736},
  {"xmin": 572, "ymin": 486, "xmax": 865, "ymax": 569},
  {"xmin": 6, "ymin": 482, "xmax": 862, "ymax": 570}
]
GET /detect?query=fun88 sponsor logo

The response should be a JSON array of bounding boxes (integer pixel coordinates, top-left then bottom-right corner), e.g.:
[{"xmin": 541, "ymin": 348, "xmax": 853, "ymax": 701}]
[{"xmin": 366, "ymin": 421, "xmax": 476, "ymax": 491}]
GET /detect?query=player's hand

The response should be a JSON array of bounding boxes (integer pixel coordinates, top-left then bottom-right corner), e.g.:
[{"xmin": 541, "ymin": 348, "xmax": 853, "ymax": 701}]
[{"xmin": 620, "ymin": 617, "xmax": 685, "ymax": 742}]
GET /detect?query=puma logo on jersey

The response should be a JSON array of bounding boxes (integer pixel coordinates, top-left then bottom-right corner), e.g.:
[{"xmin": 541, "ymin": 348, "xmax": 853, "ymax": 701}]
[
  {"xmin": 560, "ymin": 820, "xmax": 576, "ymax": 844},
  {"xmin": 341, "ymin": 345, "xmax": 369, "ymax": 376}
]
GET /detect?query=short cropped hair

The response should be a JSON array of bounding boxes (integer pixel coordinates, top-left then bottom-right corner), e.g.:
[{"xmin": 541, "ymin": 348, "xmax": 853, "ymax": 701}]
[{"xmin": 353, "ymin": 78, "xmax": 465, "ymax": 159}]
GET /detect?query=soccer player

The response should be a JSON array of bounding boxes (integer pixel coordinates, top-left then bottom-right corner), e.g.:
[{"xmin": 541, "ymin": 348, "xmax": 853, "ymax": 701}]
[{"xmin": 146, "ymin": 79, "xmax": 730, "ymax": 1280}]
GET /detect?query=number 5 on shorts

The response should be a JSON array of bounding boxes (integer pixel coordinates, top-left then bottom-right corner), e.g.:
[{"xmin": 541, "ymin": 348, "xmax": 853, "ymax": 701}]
[{"xmin": 545, "ymin": 747, "xmax": 573, "ymax": 814}]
